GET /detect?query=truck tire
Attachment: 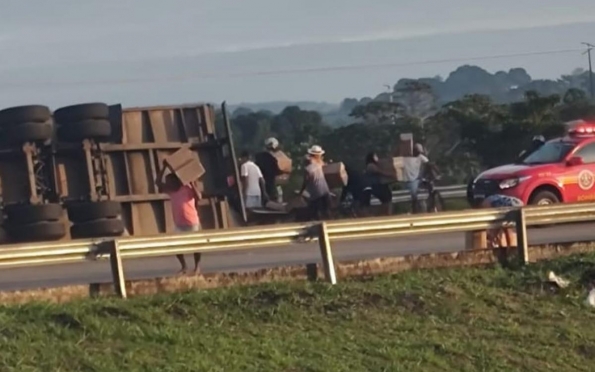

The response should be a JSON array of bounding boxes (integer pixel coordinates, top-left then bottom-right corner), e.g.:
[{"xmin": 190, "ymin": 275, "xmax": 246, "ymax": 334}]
[
  {"xmin": 58, "ymin": 120, "xmax": 111, "ymax": 141},
  {"xmin": 54, "ymin": 103, "xmax": 109, "ymax": 123},
  {"xmin": 67, "ymin": 201, "xmax": 122, "ymax": 223},
  {"xmin": 0, "ymin": 227, "xmax": 9, "ymax": 244},
  {"xmin": 4, "ymin": 203, "xmax": 63, "ymax": 225},
  {"xmin": 5, "ymin": 122, "xmax": 53, "ymax": 143},
  {"xmin": 529, "ymin": 190, "xmax": 560, "ymax": 205},
  {"xmin": 0, "ymin": 105, "xmax": 51, "ymax": 124},
  {"xmin": 7, "ymin": 221, "xmax": 66, "ymax": 242},
  {"xmin": 70, "ymin": 218, "xmax": 124, "ymax": 239}
]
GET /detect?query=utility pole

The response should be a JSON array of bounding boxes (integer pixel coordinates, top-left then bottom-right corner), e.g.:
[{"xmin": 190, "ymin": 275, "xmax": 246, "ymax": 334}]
[
  {"xmin": 384, "ymin": 84, "xmax": 393, "ymax": 103},
  {"xmin": 384, "ymin": 84, "xmax": 396, "ymax": 124},
  {"xmin": 582, "ymin": 42, "xmax": 595, "ymax": 100}
]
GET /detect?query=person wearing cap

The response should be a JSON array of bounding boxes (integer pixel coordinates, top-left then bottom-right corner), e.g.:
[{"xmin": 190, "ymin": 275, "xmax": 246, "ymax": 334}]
[
  {"xmin": 254, "ymin": 137, "xmax": 283, "ymax": 201},
  {"xmin": 298, "ymin": 145, "xmax": 331, "ymax": 220},
  {"xmin": 517, "ymin": 135, "xmax": 545, "ymax": 162},
  {"xmin": 403, "ymin": 143, "xmax": 429, "ymax": 213}
]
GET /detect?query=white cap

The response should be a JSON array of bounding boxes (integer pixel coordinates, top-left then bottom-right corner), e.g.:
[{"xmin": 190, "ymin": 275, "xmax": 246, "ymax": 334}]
[
  {"xmin": 532, "ymin": 135, "xmax": 545, "ymax": 142},
  {"xmin": 307, "ymin": 145, "xmax": 325, "ymax": 156},
  {"xmin": 414, "ymin": 143, "xmax": 424, "ymax": 153},
  {"xmin": 264, "ymin": 137, "xmax": 279, "ymax": 149}
]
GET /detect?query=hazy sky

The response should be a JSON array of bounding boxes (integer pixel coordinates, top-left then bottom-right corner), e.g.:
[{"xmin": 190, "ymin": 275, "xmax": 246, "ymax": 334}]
[{"xmin": 1, "ymin": 0, "xmax": 595, "ymax": 108}]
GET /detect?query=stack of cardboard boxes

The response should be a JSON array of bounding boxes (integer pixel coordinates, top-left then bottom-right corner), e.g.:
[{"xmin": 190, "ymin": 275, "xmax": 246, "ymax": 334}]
[
  {"xmin": 163, "ymin": 146, "xmax": 206, "ymax": 188},
  {"xmin": 323, "ymin": 162, "xmax": 349, "ymax": 189},
  {"xmin": 377, "ymin": 133, "xmax": 414, "ymax": 184}
]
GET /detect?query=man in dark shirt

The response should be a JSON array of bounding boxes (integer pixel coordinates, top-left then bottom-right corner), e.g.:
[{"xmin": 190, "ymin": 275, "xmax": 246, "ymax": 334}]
[
  {"xmin": 517, "ymin": 135, "xmax": 545, "ymax": 162},
  {"xmin": 340, "ymin": 165, "xmax": 366, "ymax": 209},
  {"xmin": 254, "ymin": 137, "xmax": 282, "ymax": 200}
]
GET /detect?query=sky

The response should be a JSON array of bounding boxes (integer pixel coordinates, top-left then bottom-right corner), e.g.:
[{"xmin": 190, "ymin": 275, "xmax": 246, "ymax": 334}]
[{"xmin": 1, "ymin": 0, "xmax": 595, "ymax": 108}]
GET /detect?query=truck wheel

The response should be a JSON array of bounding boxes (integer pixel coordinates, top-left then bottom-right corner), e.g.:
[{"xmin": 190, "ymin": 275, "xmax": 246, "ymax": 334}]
[
  {"xmin": 0, "ymin": 105, "xmax": 51, "ymax": 124},
  {"xmin": 58, "ymin": 120, "xmax": 111, "ymax": 142},
  {"xmin": 0, "ymin": 227, "xmax": 9, "ymax": 244},
  {"xmin": 7, "ymin": 221, "xmax": 66, "ymax": 242},
  {"xmin": 5, "ymin": 122, "xmax": 53, "ymax": 143},
  {"xmin": 67, "ymin": 201, "xmax": 122, "ymax": 223},
  {"xmin": 54, "ymin": 103, "xmax": 109, "ymax": 123},
  {"xmin": 529, "ymin": 190, "xmax": 560, "ymax": 205},
  {"xmin": 4, "ymin": 203, "xmax": 63, "ymax": 225},
  {"xmin": 70, "ymin": 218, "xmax": 125, "ymax": 239}
]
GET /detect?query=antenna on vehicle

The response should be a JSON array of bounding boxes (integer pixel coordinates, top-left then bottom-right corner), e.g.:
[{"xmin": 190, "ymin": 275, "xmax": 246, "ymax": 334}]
[{"xmin": 581, "ymin": 42, "xmax": 595, "ymax": 100}]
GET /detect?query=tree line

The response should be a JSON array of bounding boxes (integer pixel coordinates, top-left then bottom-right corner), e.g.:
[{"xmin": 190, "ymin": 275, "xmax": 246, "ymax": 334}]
[{"xmin": 229, "ymin": 85, "xmax": 595, "ymax": 185}]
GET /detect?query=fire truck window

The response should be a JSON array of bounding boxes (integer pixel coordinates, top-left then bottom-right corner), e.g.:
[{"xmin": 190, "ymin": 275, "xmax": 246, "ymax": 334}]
[
  {"xmin": 522, "ymin": 142, "xmax": 574, "ymax": 164},
  {"xmin": 575, "ymin": 143, "xmax": 595, "ymax": 164}
]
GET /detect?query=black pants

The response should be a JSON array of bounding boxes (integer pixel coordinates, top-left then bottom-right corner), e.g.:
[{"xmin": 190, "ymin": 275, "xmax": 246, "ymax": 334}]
[
  {"xmin": 307, "ymin": 195, "xmax": 331, "ymax": 221},
  {"xmin": 361, "ymin": 184, "xmax": 392, "ymax": 206},
  {"xmin": 264, "ymin": 179, "xmax": 278, "ymax": 200}
]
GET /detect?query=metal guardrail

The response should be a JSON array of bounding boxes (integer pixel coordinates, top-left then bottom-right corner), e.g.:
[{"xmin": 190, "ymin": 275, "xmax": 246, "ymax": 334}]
[
  {"xmin": 1, "ymin": 200, "xmax": 595, "ymax": 298},
  {"xmin": 386, "ymin": 184, "xmax": 466, "ymax": 204}
]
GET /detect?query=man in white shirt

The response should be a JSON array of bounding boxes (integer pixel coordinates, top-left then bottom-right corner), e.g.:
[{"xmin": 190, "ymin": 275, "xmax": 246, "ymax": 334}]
[
  {"xmin": 240, "ymin": 151, "xmax": 267, "ymax": 209},
  {"xmin": 403, "ymin": 143, "xmax": 429, "ymax": 213}
]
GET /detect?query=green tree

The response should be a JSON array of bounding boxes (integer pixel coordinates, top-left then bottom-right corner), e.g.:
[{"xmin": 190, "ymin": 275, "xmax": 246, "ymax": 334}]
[
  {"xmin": 349, "ymin": 101, "xmax": 405, "ymax": 125},
  {"xmin": 270, "ymin": 106, "xmax": 331, "ymax": 157},
  {"xmin": 394, "ymin": 81, "xmax": 438, "ymax": 127},
  {"xmin": 231, "ymin": 111, "xmax": 273, "ymax": 152},
  {"xmin": 558, "ymin": 88, "xmax": 595, "ymax": 122}
]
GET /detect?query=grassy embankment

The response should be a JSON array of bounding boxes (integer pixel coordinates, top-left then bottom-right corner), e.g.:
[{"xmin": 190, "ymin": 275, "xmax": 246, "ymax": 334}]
[{"xmin": 2, "ymin": 254, "xmax": 595, "ymax": 371}]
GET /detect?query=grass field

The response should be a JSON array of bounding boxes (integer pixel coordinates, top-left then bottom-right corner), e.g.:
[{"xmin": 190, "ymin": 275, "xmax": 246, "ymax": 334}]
[{"xmin": 3, "ymin": 254, "xmax": 595, "ymax": 372}]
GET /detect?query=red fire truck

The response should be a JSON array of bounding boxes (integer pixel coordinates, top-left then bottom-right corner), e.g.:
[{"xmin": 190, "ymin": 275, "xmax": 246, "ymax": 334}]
[{"xmin": 470, "ymin": 120, "xmax": 595, "ymax": 205}]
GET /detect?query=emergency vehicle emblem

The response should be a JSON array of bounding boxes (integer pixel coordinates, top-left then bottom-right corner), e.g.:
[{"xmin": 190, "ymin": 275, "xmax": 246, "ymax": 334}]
[{"xmin": 578, "ymin": 170, "xmax": 595, "ymax": 190}]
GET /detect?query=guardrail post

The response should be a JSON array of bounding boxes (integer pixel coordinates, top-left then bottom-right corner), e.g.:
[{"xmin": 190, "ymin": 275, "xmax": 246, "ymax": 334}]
[
  {"xmin": 318, "ymin": 222, "xmax": 337, "ymax": 285},
  {"xmin": 107, "ymin": 240, "xmax": 127, "ymax": 298},
  {"xmin": 515, "ymin": 208, "xmax": 529, "ymax": 265}
]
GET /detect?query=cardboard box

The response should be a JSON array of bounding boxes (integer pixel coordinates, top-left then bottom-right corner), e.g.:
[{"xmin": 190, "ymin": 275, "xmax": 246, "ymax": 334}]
[
  {"xmin": 271, "ymin": 150, "xmax": 292, "ymax": 174},
  {"xmin": 398, "ymin": 133, "xmax": 413, "ymax": 156},
  {"xmin": 265, "ymin": 201, "xmax": 288, "ymax": 212},
  {"xmin": 164, "ymin": 146, "xmax": 205, "ymax": 185},
  {"xmin": 378, "ymin": 157, "xmax": 405, "ymax": 183},
  {"xmin": 286, "ymin": 195, "xmax": 308, "ymax": 211},
  {"xmin": 323, "ymin": 162, "xmax": 348, "ymax": 189}
]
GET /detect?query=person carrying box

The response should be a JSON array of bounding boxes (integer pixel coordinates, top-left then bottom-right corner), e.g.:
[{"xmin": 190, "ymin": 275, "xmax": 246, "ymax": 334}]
[{"xmin": 362, "ymin": 152, "xmax": 395, "ymax": 215}]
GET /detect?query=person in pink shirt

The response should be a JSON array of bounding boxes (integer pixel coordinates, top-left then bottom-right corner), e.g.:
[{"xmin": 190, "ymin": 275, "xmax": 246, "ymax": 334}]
[{"xmin": 161, "ymin": 172, "xmax": 202, "ymax": 274}]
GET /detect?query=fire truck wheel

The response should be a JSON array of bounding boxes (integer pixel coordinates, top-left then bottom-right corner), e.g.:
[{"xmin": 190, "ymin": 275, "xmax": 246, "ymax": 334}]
[
  {"xmin": 5, "ymin": 122, "xmax": 54, "ymax": 144},
  {"xmin": 70, "ymin": 218, "xmax": 125, "ymax": 239},
  {"xmin": 529, "ymin": 190, "xmax": 560, "ymax": 206},
  {"xmin": 66, "ymin": 201, "xmax": 122, "ymax": 223},
  {"xmin": 7, "ymin": 221, "xmax": 66, "ymax": 242},
  {"xmin": 53, "ymin": 103, "xmax": 110, "ymax": 123},
  {"xmin": 57, "ymin": 120, "xmax": 112, "ymax": 142},
  {"xmin": 0, "ymin": 105, "xmax": 51, "ymax": 124},
  {"xmin": 4, "ymin": 203, "xmax": 63, "ymax": 225}
]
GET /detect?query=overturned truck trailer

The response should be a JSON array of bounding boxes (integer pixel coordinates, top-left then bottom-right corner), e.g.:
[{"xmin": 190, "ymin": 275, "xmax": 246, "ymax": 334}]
[{"xmin": 0, "ymin": 102, "xmax": 245, "ymax": 244}]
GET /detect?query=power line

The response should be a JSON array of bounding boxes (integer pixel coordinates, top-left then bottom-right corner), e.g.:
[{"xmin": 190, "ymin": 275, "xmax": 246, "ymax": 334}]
[{"xmin": 0, "ymin": 48, "xmax": 584, "ymax": 88}]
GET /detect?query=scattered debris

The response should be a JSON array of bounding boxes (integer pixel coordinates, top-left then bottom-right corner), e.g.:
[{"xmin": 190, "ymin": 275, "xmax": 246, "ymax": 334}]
[{"xmin": 548, "ymin": 271, "xmax": 570, "ymax": 289}]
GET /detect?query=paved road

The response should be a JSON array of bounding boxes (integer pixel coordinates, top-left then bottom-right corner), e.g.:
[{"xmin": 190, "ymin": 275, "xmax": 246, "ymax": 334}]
[{"xmin": 0, "ymin": 223, "xmax": 593, "ymax": 291}]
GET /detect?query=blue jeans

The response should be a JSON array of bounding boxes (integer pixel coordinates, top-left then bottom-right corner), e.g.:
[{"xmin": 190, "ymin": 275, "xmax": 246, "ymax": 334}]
[
  {"xmin": 405, "ymin": 179, "xmax": 421, "ymax": 213},
  {"xmin": 405, "ymin": 179, "xmax": 420, "ymax": 197}
]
